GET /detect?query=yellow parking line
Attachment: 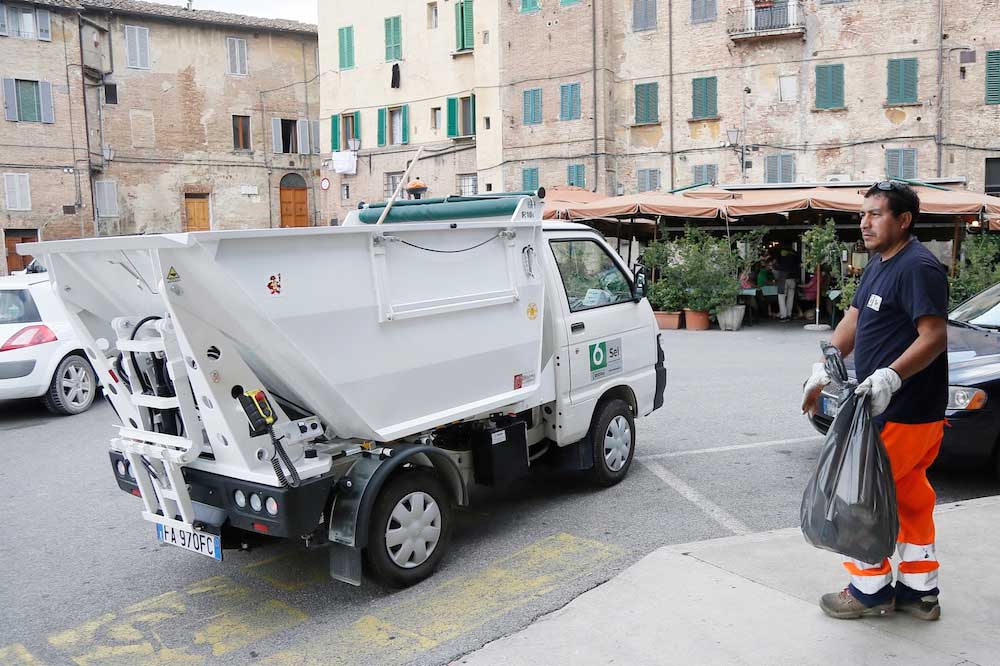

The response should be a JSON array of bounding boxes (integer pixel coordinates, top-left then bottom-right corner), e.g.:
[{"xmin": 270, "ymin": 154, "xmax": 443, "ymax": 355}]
[
  {"xmin": 0, "ymin": 644, "xmax": 46, "ymax": 665},
  {"xmin": 242, "ymin": 552, "xmax": 329, "ymax": 592},
  {"xmin": 263, "ymin": 533, "xmax": 622, "ymax": 666}
]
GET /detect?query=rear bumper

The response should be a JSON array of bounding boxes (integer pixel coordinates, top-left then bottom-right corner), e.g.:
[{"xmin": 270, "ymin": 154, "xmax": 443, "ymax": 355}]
[{"xmin": 110, "ymin": 452, "xmax": 336, "ymax": 539}]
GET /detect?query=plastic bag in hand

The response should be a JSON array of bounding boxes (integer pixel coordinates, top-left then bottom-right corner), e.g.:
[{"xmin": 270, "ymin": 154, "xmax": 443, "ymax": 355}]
[{"xmin": 800, "ymin": 344, "xmax": 899, "ymax": 564}]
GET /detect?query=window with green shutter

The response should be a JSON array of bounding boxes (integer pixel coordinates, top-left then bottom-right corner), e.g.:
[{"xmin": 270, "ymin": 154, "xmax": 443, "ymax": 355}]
[
  {"xmin": 15, "ymin": 79, "xmax": 42, "ymax": 122},
  {"xmin": 384, "ymin": 16, "xmax": 402, "ymax": 61},
  {"xmin": 455, "ymin": 0, "xmax": 474, "ymax": 51},
  {"xmin": 885, "ymin": 148, "xmax": 917, "ymax": 179},
  {"xmin": 560, "ymin": 83, "xmax": 581, "ymax": 120},
  {"xmin": 446, "ymin": 97, "xmax": 459, "ymax": 137},
  {"xmin": 987, "ymin": 50, "xmax": 1000, "ymax": 105},
  {"xmin": 765, "ymin": 154, "xmax": 795, "ymax": 183},
  {"xmin": 887, "ymin": 58, "xmax": 917, "ymax": 105},
  {"xmin": 638, "ymin": 168, "xmax": 660, "ymax": 192},
  {"xmin": 523, "ymin": 167, "xmax": 539, "ymax": 191},
  {"xmin": 338, "ymin": 27, "xmax": 355, "ymax": 70},
  {"xmin": 815, "ymin": 64, "xmax": 845, "ymax": 109},
  {"xmin": 633, "ymin": 0, "xmax": 656, "ymax": 31},
  {"xmin": 331, "ymin": 114, "xmax": 340, "ymax": 151},
  {"xmin": 568, "ymin": 164, "xmax": 585, "ymax": 187},
  {"xmin": 635, "ymin": 82, "xmax": 659, "ymax": 124},
  {"xmin": 691, "ymin": 77, "xmax": 717, "ymax": 119},
  {"xmin": 691, "ymin": 0, "xmax": 716, "ymax": 24},
  {"xmin": 523, "ymin": 88, "xmax": 542, "ymax": 125},
  {"xmin": 692, "ymin": 164, "xmax": 717, "ymax": 185},
  {"xmin": 521, "ymin": 0, "xmax": 540, "ymax": 11},
  {"xmin": 377, "ymin": 107, "xmax": 387, "ymax": 146}
]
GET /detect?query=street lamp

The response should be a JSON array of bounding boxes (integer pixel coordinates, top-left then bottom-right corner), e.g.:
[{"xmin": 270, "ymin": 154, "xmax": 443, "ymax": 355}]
[
  {"xmin": 726, "ymin": 127, "xmax": 745, "ymax": 183},
  {"xmin": 347, "ymin": 137, "xmax": 361, "ymax": 152}
]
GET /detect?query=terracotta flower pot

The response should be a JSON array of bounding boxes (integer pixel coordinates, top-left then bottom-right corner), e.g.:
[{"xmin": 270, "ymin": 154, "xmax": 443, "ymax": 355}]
[
  {"xmin": 684, "ymin": 309, "xmax": 711, "ymax": 331},
  {"xmin": 655, "ymin": 311, "xmax": 683, "ymax": 330}
]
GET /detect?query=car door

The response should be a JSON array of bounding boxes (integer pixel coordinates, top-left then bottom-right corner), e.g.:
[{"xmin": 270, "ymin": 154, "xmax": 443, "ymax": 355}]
[{"xmin": 547, "ymin": 232, "xmax": 656, "ymax": 408}]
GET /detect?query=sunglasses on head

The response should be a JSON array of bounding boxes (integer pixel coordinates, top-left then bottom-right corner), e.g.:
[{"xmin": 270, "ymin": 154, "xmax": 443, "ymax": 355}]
[{"xmin": 874, "ymin": 180, "xmax": 904, "ymax": 192}]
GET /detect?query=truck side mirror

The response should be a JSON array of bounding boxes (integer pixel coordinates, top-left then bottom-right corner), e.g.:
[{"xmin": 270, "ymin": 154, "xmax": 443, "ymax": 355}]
[{"xmin": 633, "ymin": 265, "xmax": 646, "ymax": 302}]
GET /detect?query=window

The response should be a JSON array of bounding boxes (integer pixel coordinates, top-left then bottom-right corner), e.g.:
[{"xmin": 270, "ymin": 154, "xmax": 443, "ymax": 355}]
[
  {"xmin": 272, "ymin": 118, "xmax": 311, "ymax": 154},
  {"xmin": 522, "ymin": 167, "xmax": 539, "ymax": 191},
  {"xmin": 560, "ymin": 83, "xmax": 581, "ymax": 121},
  {"xmin": 3, "ymin": 5, "xmax": 50, "ymax": 40},
  {"xmin": 458, "ymin": 173, "xmax": 478, "ymax": 196},
  {"xmin": 341, "ymin": 183, "xmax": 351, "ymax": 201},
  {"xmin": 338, "ymin": 26, "xmax": 355, "ymax": 69},
  {"xmin": 986, "ymin": 158, "xmax": 1000, "ymax": 196},
  {"xmin": 634, "ymin": 82, "xmax": 659, "ymax": 123},
  {"xmin": 765, "ymin": 154, "xmax": 795, "ymax": 183},
  {"xmin": 0, "ymin": 289, "xmax": 41, "ymax": 324},
  {"xmin": 691, "ymin": 76, "xmax": 717, "ymax": 119},
  {"xmin": 125, "ymin": 25, "xmax": 150, "ymax": 70},
  {"xmin": 886, "ymin": 58, "xmax": 917, "ymax": 105},
  {"xmin": 986, "ymin": 50, "xmax": 1000, "ymax": 105},
  {"xmin": 885, "ymin": 148, "xmax": 917, "ymax": 180},
  {"xmin": 15, "ymin": 79, "xmax": 40, "ymax": 122},
  {"xmin": 521, "ymin": 0, "xmax": 541, "ymax": 11},
  {"xmin": 638, "ymin": 168, "xmax": 661, "ymax": 192},
  {"xmin": 431, "ymin": 107, "xmax": 442, "ymax": 130},
  {"xmin": 550, "ymin": 240, "xmax": 634, "ymax": 313},
  {"xmin": 523, "ymin": 88, "xmax": 542, "ymax": 125},
  {"xmin": 778, "ymin": 75, "xmax": 797, "ymax": 102},
  {"xmin": 104, "ymin": 83, "xmax": 118, "ymax": 105},
  {"xmin": 94, "ymin": 180, "xmax": 119, "ymax": 217},
  {"xmin": 2, "ymin": 173, "xmax": 31, "ymax": 211},
  {"xmin": 815, "ymin": 64, "xmax": 845, "ymax": 109},
  {"xmin": 384, "ymin": 172, "xmax": 403, "ymax": 199},
  {"xmin": 567, "ymin": 164, "xmax": 585, "ymax": 188},
  {"xmin": 377, "ymin": 105, "xmax": 409, "ymax": 146},
  {"xmin": 455, "ymin": 0, "xmax": 473, "ymax": 50},
  {"xmin": 691, "ymin": 0, "xmax": 716, "ymax": 23},
  {"xmin": 384, "ymin": 16, "xmax": 402, "ymax": 61},
  {"xmin": 692, "ymin": 164, "xmax": 717, "ymax": 185},
  {"xmin": 389, "ymin": 108, "xmax": 403, "ymax": 145},
  {"xmin": 428, "ymin": 2, "xmax": 438, "ymax": 29},
  {"xmin": 446, "ymin": 95, "xmax": 476, "ymax": 137},
  {"xmin": 330, "ymin": 111, "xmax": 361, "ymax": 151},
  {"xmin": 3, "ymin": 78, "xmax": 53, "ymax": 123},
  {"xmin": 232, "ymin": 115, "xmax": 251, "ymax": 150},
  {"xmin": 633, "ymin": 0, "xmax": 656, "ymax": 31},
  {"xmin": 342, "ymin": 111, "xmax": 359, "ymax": 147},
  {"xmin": 226, "ymin": 37, "xmax": 248, "ymax": 75}
]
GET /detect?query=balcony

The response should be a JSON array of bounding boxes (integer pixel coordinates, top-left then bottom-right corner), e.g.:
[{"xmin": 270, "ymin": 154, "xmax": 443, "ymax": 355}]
[{"xmin": 727, "ymin": 1, "xmax": 806, "ymax": 41}]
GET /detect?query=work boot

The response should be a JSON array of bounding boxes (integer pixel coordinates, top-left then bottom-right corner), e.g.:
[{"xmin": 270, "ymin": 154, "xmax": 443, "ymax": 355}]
[
  {"xmin": 819, "ymin": 587, "xmax": 894, "ymax": 619},
  {"xmin": 894, "ymin": 595, "xmax": 941, "ymax": 620}
]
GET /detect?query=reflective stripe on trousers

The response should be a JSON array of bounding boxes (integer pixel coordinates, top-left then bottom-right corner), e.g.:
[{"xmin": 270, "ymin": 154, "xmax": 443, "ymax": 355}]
[{"xmin": 843, "ymin": 420, "xmax": 943, "ymax": 593}]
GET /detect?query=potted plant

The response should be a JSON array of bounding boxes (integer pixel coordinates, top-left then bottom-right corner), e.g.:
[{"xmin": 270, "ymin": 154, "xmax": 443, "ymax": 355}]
[
  {"xmin": 715, "ymin": 228, "xmax": 769, "ymax": 331},
  {"xmin": 672, "ymin": 227, "xmax": 729, "ymax": 331},
  {"xmin": 801, "ymin": 219, "xmax": 847, "ymax": 331},
  {"xmin": 648, "ymin": 276, "xmax": 685, "ymax": 330}
]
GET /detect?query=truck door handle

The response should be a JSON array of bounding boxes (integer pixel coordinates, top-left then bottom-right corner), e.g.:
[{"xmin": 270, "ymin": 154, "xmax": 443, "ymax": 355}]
[{"xmin": 571, "ymin": 322, "xmax": 585, "ymax": 333}]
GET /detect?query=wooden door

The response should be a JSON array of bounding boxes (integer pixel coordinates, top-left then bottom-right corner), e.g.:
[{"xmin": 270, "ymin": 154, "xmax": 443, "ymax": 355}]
[
  {"xmin": 4, "ymin": 229, "xmax": 38, "ymax": 274},
  {"xmin": 280, "ymin": 187, "xmax": 309, "ymax": 228},
  {"xmin": 184, "ymin": 196, "xmax": 211, "ymax": 232}
]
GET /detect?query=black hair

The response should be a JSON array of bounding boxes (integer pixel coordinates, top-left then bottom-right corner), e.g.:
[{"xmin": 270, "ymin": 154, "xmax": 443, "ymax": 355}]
[{"xmin": 864, "ymin": 181, "xmax": 921, "ymax": 230}]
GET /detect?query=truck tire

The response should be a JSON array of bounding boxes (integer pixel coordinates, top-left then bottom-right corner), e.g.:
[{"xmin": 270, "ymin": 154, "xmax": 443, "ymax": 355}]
[
  {"xmin": 366, "ymin": 468, "xmax": 453, "ymax": 588},
  {"xmin": 587, "ymin": 399, "xmax": 635, "ymax": 487},
  {"xmin": 41, "ymin": 354, "xmax": 97, "ymax": 416}
]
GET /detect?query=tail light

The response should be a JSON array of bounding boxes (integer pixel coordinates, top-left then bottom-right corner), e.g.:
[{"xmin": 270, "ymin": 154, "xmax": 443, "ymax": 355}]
[{"xmin": 0, "ymin": 325, "xmax": 57, "ymax": 352}]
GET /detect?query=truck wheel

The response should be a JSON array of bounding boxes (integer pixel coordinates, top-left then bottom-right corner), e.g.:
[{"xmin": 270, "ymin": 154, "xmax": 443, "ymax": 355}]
[
  {"xmin": 42, "ymin": 354, "xmax": 97, "ymax": 416},
  {"xmin": 587, "ymin": 399, "xmax": 635, "ymax": 487},
  {"xmin": 366, "ymin": 469, "xmax": 453, "ymax": 588}
]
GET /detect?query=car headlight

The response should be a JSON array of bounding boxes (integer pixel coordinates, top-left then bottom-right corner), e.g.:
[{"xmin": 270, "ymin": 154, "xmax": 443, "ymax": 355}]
[
  {"xmin": 948, "ymin": 386, "xmax": 987, "ymax": 411},
  {"xmin": 249, "ymin": 493, "xmax": 263, "ymax": 512},
  {"xmin": 234, "ymin": 489, "xmax": 247, "ymax": 508}
]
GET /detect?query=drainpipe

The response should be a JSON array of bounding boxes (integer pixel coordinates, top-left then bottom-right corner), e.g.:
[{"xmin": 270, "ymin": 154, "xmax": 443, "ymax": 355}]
[
  {"xmin": 591, "ymin": 0, "xmax": 599, "ymax": 192},
  {"xmin": 76, "ymin": 11, "xmax": 99, "ymax": 236},
  {"xmin": 935, "ymin": 0, "xmax": 944, "ymax": 177},
  {"xmin": 667, "ymin": 0, "xmax": 675, "ymax": 190},
  {"xmin": 260, "ymin": 90, "xmax": 274, "ymax": 228}
]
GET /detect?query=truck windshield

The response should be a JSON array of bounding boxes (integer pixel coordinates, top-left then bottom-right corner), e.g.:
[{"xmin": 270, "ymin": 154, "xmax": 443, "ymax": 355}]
[
  {"xmin": 550, "ymin": 239, "xmax": 633, "ymax": 313},
  {"xmin": 0, "ymin": 290, "xmax": 42, "ymax": 324}
]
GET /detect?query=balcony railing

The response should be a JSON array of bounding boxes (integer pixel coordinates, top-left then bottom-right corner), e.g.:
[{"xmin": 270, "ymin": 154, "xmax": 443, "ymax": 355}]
[{"xmin": 727, "ymin": 1, "xmax": 806, "ymax": 40}]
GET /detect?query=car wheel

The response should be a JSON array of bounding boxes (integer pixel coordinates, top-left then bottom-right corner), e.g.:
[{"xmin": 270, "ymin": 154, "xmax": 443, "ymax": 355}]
[
  {"xmin": 365, "ymin": 469, "xmax": 452, "ymax": 588},
  {"xmin": 587, "ymin": 398, "xmax": 636, "ymax": 487},
  {"xmin": 42, "ymin": 354, "xmax": 97, "ymax": 415}
]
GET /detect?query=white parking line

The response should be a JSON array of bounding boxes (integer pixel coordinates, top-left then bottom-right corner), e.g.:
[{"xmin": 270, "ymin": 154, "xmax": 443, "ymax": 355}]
[
  {"xmin": 637, "ymin": 435, "xmax": 823, "ymax": 462},
  {"xmin": 639, "ymin": 460, "xmax": 752, "ymax": 535}
]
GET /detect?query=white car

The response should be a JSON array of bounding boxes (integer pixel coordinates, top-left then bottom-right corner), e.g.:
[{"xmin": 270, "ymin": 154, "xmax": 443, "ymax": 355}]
[{"xmin": 0, "ymin": 273, "xmax": 98, "ymax": 414}]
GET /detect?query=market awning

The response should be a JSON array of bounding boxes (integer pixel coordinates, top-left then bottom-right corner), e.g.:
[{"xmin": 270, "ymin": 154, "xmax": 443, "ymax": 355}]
[
  {"xmin": 563, "ymin": 193, "xmax": 724, "ymax": 220},
  {"xmin": 541, "ymin": 186, "xmax": 604, "ymax": 219},
  {"xmin": 808, "ymin": 186, "xmax": 1000, "ymax": 216},
  {"xmin": 723, "ymin": 190, "xmax": 811, "ymax": 217}
]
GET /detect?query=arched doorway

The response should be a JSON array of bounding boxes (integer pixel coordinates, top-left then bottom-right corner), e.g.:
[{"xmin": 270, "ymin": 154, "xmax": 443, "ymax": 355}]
[{"xmin": 279, "ymin": 173, "xmax": 309, "ymax": 228}]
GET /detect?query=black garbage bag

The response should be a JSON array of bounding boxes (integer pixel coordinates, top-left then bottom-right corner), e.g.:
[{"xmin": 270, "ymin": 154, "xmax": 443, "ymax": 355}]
[{"xmin": 800, "ymin": 343, "xmax": 899, "ymax": 565}]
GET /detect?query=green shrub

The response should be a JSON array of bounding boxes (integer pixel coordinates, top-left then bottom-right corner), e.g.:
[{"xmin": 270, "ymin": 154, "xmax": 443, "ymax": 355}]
[{"xmin": 950, "ymin": 233, "xmax": 1000, "ymax": 308}]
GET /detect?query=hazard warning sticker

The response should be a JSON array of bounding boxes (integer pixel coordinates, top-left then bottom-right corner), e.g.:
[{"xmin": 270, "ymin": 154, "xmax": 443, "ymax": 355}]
[{"xmin": 166, "ymin": 267, "xmax": 181, "ymax": 282}]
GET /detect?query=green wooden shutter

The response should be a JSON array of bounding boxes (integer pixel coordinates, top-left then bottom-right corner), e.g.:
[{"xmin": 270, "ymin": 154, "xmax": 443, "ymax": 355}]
[
  {"xmin": 353, "ymin": 111, "xmax": 361, "ymax": 141},
  {"xmin": 331, "ymin": 114, "xmax": 340, "ymax": 151},
  {"xmin": 470, "ymin": 93, "xmax": 477, "ymax": 134},
  {"xmin": 384, "ymin": 18, "xmax": 393, "ymax": 60},
  {"xmin": 401, "ymin": 104, "xmax": 410, "ymax": 144},
  {"xmin": 377, "ymin": 107, "xmax": 387, "ymax": 146},
  {"xmin": 635, "ymin": 84, "xmax": 647, "ymax": 123},
  {"xmin": 339, "ymin": 27, "xmax": 354, "ymax": 69},
  {"xmin": 886, "ymin": 149, "xmax": 901, "ymax": 178},
  {"xmin": 815, "ymin": 65, "xmax": 829, "ymax": 108},
  {"xmin": 692, "ymin": 78, "xmax": 713, "ymax": 118},
  {"xmin": 765, "ymin": 155, "xmax": 779, "ymax": 183},
  {"xmin": 830, "ymin": 65, "xmax": 843, "ymax": 108},
  {"xmin": 463, "ymin": 0, "xmax": 474, "ymax": 50},
  {"xmin": 986, "ymin": 50, "xmax": 1000, "ymax": 105},
  {"xmin": 901, "ymin": 59, "xmax": 917, "ymax": 103},
  {"xmin": 522, "ymin": 167, "xmax": 538, "ymax": 191},
  {"xmin": 524, "ymin": 89, "xmax": 541, "ymax": 124},
  {"xmin": 446, "ymin": 97, "xmax": 458, "ymax": 136},
  {"xmin": 455, "ymin": 2, "xmax": 464, "ymax": 49},
  {"xmin": 780, "ymin": 154, "xmax": 795, "ymax": 183},
  {"xmin": 338, "ymin": 28, "xmax": 346, "ymax": 69},
  {"xmin": 394, "ymin": 16, "xmax": 402, "ymax": 59},
  {"xmin": 816, "ymin": 65, "xmax": 843, "ymax": 109},
  {"xmin": 705, "ymin": 77, "xmax": 717, "ymax": 117},
  {"xmin": 886, "ymin": 59, "xmax": 918, "ymax": 104},
  {"xmin": 385, "ymin": 16, "xmax": 401, "ymax": 60},
  {"xmin": 635, "ymin": 83, "xmax": 657, "ymax": 123}
]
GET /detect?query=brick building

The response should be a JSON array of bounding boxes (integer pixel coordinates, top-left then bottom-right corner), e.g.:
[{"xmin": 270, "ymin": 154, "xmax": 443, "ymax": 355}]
[
  {"xmin": 1, "ymin": 0, "xmax": 318, "ymax": 273},
  {"xmin": 319, "ymin": 0, "xmax": 1000, "ymax": 224}
]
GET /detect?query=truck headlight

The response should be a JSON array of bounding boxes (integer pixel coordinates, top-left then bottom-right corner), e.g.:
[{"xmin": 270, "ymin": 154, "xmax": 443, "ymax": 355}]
[
  {"xmin": 948, "ymin": 386, "xmax": 987, "ymax": 411},
  {"xmin": 249, "ymin": 493, "xmax": 263, "ymax": 512},
  {"xmin": 265, "ymin": 497, "xmax": 278, "ymax": 516},
  {"xmin": 234, "ymin": 489, "xmax": 247, "ymax": 508},
  {"xmin": 116, "ymin": 460, "xmax": 127, "ymax": 477}
]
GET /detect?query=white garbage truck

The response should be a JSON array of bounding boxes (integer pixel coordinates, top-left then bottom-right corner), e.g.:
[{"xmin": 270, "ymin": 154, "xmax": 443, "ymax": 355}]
[{"xmin": 21, "ymin": 191, "xmax": 665, "ymax": 587}]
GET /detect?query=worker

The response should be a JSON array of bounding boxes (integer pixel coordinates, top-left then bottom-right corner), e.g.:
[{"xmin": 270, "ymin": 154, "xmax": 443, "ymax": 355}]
[{"xmin": 801, "ymin": 181, "xmax": 948, "ymax": 621}]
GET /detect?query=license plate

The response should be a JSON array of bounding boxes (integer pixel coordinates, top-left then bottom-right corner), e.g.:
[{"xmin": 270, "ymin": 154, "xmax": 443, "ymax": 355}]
[
  {"xmin": 822, "ymin": 396, "xmax": 840, "ymax": 418},
  {"xmin": 156, "ymin": 523, "xmax": 222, "ymax": 561}
]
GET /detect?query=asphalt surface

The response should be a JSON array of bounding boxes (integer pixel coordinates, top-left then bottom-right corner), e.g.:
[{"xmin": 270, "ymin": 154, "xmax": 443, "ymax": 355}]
[{"xmin": 2, "ymin": 322, "xmax": 998, "ymax": 666}]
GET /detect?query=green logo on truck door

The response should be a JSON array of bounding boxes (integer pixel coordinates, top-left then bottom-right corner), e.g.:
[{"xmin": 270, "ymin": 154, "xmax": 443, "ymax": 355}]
[{"xmin": 589, "ymin": 338, "xmax": 622, "ymax": 381}]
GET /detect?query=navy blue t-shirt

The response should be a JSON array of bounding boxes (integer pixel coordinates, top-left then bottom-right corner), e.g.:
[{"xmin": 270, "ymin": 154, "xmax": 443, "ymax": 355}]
[{"xmin": 851, "ymin": 237, "xmax": 948, "ymax": 424}]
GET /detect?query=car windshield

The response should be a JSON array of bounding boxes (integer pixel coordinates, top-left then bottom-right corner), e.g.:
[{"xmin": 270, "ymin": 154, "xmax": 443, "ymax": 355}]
[
  {"xmin": 950, "ymin": 282, "xmax": 1000, "ymax": 328},
  {"xmin": 0, "ymin": 289, "xmax": 42, "ymax": 324}
]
